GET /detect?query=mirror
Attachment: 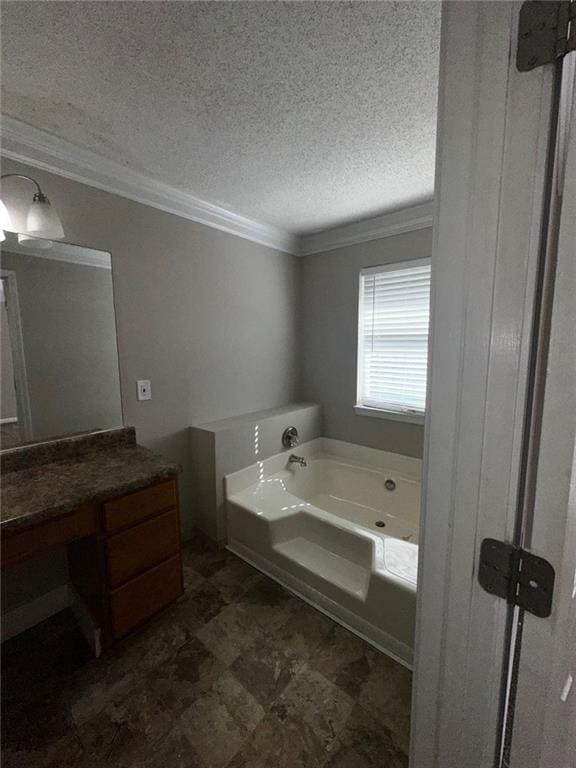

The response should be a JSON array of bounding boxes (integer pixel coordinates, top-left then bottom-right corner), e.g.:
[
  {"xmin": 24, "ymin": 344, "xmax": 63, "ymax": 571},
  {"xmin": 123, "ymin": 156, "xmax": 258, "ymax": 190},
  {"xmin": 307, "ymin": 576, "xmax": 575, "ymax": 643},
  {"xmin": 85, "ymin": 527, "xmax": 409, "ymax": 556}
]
[{"xmin": 0, "ymin": 232, "xmax": 122, "ymax": 449}]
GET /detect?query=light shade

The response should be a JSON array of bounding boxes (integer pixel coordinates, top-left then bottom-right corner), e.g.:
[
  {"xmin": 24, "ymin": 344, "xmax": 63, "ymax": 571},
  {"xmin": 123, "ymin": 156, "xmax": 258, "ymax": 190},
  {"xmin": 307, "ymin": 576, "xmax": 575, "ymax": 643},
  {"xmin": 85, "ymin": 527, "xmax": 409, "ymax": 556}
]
[
  {"xmin": 0, "ymin": 198, "xmax": 13, "ymax": 231},
  {"xmin": 26, "ymin": 195, "xmax": 65, "ymax": 240},
  {"xmin": 18, "ymin": 233, "xmax": 54, "ymax": 250}
]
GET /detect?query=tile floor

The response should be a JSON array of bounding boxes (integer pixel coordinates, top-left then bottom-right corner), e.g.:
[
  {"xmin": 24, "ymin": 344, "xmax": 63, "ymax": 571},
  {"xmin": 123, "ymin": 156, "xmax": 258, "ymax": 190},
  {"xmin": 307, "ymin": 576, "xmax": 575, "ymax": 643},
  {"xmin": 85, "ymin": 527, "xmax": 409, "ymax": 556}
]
[
  {"xmin": 0, "ymin": 422, "xmax": 23, "ymax": 450},
  {"xmin": 1, "ymin": 534, "xmax": 412, "ymax": 768}
]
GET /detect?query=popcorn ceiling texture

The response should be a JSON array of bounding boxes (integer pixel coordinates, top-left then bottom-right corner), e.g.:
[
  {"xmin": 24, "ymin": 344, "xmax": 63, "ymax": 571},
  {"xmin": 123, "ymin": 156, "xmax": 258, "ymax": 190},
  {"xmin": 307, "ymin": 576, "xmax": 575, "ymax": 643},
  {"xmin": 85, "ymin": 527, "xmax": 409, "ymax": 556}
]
[{"xmin": 1, "ymin": 1, "xmax": 440, "ymax": 234}]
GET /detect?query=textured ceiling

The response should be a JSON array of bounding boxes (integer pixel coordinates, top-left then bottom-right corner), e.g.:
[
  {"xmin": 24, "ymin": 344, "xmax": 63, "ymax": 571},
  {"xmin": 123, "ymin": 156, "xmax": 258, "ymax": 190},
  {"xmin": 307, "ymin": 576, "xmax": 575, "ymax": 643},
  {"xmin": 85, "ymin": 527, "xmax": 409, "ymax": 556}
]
[{"xmin": 1, "ymin": 1, "xmax": 440, "ymax": 234}]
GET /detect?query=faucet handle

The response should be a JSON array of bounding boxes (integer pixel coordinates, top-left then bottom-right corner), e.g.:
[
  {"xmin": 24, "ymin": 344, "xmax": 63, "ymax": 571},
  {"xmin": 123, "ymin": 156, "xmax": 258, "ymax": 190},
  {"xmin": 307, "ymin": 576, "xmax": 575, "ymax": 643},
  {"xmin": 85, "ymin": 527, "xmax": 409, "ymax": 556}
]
[{"xmin": 282, "ymin": 426, "xmax": 299, "ymax": 448}]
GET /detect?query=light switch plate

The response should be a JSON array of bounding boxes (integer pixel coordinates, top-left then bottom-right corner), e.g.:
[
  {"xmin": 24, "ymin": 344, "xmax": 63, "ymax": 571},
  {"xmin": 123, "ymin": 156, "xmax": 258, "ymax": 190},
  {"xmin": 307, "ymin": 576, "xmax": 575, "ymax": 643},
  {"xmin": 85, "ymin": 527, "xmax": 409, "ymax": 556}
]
[{"xmin": 137, "ymin": 380, "xmax": 152, "ymax": 401}]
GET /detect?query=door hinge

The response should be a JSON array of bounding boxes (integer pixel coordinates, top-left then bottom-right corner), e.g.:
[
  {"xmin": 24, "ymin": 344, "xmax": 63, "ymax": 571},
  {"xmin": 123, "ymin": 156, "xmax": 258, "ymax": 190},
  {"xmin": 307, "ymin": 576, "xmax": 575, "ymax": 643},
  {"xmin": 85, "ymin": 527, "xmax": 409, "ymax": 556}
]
[
  {"xmin": 517, "ymin": 0, "xmax": 576, "ymax": 71},
  {"xmin": 478, "ymin": 538, "xmax": 555, "ymax": 617}
]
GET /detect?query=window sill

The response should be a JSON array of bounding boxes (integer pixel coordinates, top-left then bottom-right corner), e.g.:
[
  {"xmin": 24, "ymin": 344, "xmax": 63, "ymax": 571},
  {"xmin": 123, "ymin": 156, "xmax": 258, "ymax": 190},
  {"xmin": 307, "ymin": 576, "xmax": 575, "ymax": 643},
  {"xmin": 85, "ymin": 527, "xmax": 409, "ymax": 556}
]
[{"xmin": 354, "ymin": 405, "xmax": 425, "ymax": 425}]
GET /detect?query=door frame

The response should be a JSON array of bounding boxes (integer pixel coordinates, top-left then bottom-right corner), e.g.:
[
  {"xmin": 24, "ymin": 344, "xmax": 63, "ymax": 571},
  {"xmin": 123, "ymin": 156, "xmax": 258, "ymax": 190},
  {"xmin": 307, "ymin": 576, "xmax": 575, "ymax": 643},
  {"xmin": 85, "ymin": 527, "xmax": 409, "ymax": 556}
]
[
  {"xmin": 508, "ymin": 52, "xmax": 576, "ymax": 768},
  {"xmin": 411, "ymin": 3, "xmax": 557, "ymax": 766},
  {"xmin": 1, "ymin": 269, "xmax": 33, "ymax": 442}
]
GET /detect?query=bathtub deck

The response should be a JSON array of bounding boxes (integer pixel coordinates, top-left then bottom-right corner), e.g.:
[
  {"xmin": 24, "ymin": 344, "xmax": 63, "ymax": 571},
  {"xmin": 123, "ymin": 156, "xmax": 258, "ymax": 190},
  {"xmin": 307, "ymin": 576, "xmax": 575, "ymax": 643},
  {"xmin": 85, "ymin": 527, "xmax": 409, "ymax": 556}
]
[{"xmin": 1, "ymin": 533, "xmax": 411, "ymax": 768}]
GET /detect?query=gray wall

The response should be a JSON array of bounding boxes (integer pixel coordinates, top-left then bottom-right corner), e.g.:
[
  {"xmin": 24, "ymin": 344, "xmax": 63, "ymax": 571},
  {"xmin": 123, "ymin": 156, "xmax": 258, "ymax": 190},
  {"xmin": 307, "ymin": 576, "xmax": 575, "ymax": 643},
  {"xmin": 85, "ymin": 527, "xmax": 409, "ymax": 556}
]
[
  {"xmin": 1, "ymin": 251, "xmax": 122, "ymax": 441},
  {"xmin": 1, "ymin": 296, "xmax": 18, "ymax": 420},
  {"xmin": 300, "ymin": 228, "xmax": 432, "ymax": 458},
  {"xmin": 1, "ymin": 157, "xmax": 301, "ymax": 544}
]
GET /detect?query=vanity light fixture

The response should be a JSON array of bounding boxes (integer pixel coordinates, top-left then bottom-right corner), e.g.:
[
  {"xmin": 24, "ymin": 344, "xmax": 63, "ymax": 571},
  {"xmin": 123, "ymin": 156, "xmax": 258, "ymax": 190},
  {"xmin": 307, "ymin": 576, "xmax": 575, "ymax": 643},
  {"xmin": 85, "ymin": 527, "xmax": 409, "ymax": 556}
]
[
  {"xmin": 0, "ymin": 173, "xmax": 65, "ymax": 242},
  {"xmin": 17, "ymin": 233, "xmax": 54, "ymax": 249},
  {"xmin": 0, "ymin": 199, "xmax": 11, "ymax": 242}
]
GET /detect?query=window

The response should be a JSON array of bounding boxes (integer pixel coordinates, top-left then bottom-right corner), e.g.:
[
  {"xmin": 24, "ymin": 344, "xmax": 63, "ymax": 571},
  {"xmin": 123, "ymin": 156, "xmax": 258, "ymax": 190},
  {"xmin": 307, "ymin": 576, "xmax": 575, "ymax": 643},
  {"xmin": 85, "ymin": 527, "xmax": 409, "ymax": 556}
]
[{"xmin": 356, "ymin": 258, "xmax": 431, "ymax": 422}]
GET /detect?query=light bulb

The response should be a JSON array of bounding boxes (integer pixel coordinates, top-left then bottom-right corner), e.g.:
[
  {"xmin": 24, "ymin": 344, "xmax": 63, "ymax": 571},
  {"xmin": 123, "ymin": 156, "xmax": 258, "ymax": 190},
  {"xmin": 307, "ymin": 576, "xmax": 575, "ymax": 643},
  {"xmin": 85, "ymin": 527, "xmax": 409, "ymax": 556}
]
[{"xmin": 26, "ymin": 194, "xmax": 64, "ymax": 240}]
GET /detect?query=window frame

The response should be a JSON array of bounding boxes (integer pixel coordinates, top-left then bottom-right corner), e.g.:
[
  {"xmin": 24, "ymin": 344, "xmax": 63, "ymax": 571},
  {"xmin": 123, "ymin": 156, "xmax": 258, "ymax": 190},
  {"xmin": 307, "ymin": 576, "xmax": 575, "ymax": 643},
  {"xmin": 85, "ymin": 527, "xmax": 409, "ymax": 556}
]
[{"xmin": 355, "ymin": 257, "xmax": 431, "ymax": 424}]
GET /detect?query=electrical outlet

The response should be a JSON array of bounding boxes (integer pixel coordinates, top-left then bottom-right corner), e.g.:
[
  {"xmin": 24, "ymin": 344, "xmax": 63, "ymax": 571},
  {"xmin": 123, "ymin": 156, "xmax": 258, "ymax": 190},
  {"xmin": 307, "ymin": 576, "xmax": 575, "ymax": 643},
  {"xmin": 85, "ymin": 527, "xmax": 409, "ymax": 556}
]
[{"xmin": 137, "ymin": 379, "xmax": 152, "ymax": 401}]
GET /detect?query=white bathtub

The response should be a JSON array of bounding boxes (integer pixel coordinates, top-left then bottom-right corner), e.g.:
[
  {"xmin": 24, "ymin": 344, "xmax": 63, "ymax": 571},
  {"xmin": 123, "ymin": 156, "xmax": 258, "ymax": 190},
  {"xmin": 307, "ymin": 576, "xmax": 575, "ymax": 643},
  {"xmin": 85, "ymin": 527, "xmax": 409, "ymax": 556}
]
[{"xmin": 225, "ymin": 437, "xmax": 420, "ymax": 667}]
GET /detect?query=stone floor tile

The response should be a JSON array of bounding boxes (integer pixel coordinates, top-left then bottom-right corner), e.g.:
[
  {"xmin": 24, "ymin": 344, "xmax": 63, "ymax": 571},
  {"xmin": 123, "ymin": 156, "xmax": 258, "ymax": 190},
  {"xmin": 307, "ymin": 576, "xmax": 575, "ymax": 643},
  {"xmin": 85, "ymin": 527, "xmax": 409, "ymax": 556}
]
[
  {"xmin": 138, "ymin": 723, "xmax": 205, "ymax": 768},
  {"xmin": 272, "ymin": 599, "xmax": 335, "ymax": 660},
  {"xmin": 309, "ymin": 624, "xmax": 380, "ymax": 700},
  {"xmin": 178, "ymin": 669, "xmax": 265, "ymax": 768},
  {"xmin": 227, "ymin": 712, "xmax": 328, "ymax": 768},
  {"xmin": 147, "ymin": 636, "xmax": 225, "ymax": 717},
  {"xmin": 110, "ymin": 611, "xmax": 196, "ymax": 673},
  {"xmin": 207, "ymin": 554, "xmax": 263, "ymax": 602},
  {"xmin": 169, "ymin": 581, "xmax": 229, "ymax": 632},
  {"xmin": 2, "ymin": 688, "xmax": 75, "ymax": 754},
  {"xmin": 235, "ymin": 577, "xmax": 301, "ymax": 634},
  {"xmin": 67, "ymin": 654, "xmax": 141, "ymax": 727},
  {"xmin": 230, "ymin": 633, "xmax": 303, "ymax": 708},
  {"xmin": 356, "ymin": 652, "xmax": 412, "ymax": 753},
  {"xmin": 181, "ymin": 533, "xmax": 230, "ymax": 578},
  {"xmin": 196, "ymin": 602, "xmax": 269, "ymax": 666},
  {"xmin": 75, "ymin": 681, "xmax": 173, "ymax": 767},
  {"xmin": 331, "ymin": 704, "xmax": 409, "ymax": 768},
  {"xmin": 270, "ymin": 666, "xmax": 354, "ymax": 752},
  {"xmin": 1, "ymin": 732, "xmax": 86, "ymax": 768}
]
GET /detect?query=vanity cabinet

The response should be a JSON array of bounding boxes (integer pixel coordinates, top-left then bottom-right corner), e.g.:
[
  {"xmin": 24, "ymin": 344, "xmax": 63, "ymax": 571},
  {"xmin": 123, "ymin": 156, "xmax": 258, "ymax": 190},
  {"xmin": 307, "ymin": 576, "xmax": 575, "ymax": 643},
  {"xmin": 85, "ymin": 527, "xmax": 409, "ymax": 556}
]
[
  {"xmin": 1, "ymin": 427, "xmax": 183, "ymax": 654},
  {"xmin": 100, "ymin": 479, "xmax": 183, "ymax": 639},
  {"xmin": 3, "ymin": 476, "xmax": 184, "ymax": 651}
]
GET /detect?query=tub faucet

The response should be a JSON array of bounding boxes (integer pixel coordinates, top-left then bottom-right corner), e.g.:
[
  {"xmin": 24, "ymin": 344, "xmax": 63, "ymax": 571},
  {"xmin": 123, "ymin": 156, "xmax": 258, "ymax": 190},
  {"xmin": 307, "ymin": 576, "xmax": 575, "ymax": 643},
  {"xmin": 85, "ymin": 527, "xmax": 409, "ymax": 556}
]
[{"xmin": 289, "ymin": 454, "xmax": 307, "ymax": 467}]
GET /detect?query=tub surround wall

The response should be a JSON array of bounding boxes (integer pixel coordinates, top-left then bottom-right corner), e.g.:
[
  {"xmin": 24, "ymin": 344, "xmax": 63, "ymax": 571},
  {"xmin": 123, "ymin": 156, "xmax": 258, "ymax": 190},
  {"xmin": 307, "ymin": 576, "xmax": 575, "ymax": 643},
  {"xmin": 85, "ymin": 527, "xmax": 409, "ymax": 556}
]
[
  {"xmin": 300, "ymin": 227, "xmax": 432, "ymax": 458},
  {"xmin": 190, "ymin": 402, "xmax": 322, "ymax": 542}
]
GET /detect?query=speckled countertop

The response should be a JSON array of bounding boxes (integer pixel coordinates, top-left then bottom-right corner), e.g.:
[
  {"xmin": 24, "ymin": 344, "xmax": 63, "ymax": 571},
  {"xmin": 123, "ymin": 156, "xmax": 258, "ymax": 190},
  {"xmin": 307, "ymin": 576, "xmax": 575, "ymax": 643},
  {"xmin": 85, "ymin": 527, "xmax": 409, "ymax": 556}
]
[{"xmin": 1, "ymin": 428, "xmax": 180, "ymax": 533}]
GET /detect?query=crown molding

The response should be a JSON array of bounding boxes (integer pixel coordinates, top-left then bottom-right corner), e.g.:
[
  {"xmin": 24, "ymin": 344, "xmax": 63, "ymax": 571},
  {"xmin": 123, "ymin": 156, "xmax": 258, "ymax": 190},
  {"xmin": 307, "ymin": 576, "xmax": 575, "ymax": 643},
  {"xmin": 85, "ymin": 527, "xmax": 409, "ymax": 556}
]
[
  {"xmin": 1, "ymin": 116, "xmax": 299, "ymax": 255},
  {"xmin": 299, "ymin": 200, "xmax": 435, "ymax": 256}
]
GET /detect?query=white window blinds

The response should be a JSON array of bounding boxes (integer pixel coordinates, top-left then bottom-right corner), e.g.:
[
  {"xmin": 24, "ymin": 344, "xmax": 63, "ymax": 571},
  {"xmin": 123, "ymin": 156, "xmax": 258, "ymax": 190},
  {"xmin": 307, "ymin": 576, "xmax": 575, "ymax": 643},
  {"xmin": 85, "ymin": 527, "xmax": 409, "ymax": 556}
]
[{"xmin": 357, "ymin": 259, "xmax": 431, "ymax": 415}]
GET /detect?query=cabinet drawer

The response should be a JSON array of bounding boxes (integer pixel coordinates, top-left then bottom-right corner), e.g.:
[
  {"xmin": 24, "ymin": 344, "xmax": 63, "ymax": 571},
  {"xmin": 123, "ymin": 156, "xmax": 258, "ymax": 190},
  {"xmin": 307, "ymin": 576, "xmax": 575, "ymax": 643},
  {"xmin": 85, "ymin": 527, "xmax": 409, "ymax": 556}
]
[
  {"xmin": 103, "ymin": 479, "xmax": 177, "ymax": 533},
  {"xmin": 110, "ymin": 554, "xmax": 183, "ymax": 639},
  {"xmin": 106, "ymin": 509, "xmax": 180, "ymax": 588}
]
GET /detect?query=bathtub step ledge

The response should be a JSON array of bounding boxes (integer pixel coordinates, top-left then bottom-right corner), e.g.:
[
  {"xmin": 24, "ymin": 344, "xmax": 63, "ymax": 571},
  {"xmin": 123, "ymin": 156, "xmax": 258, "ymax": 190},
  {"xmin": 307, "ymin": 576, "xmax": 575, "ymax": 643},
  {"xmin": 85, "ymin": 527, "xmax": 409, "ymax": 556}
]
[{"xmin": 273, "ymin": 537, "xmax": 369, "ymax": 599}]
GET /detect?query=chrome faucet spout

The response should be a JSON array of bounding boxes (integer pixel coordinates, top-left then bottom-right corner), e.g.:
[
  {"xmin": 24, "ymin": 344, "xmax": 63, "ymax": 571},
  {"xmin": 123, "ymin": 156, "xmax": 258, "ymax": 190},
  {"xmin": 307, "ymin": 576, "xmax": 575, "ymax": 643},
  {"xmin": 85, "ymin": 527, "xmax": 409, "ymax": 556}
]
[{"xmin": 289, "ymin": 454, "xmax": 307, "ymax": 467}]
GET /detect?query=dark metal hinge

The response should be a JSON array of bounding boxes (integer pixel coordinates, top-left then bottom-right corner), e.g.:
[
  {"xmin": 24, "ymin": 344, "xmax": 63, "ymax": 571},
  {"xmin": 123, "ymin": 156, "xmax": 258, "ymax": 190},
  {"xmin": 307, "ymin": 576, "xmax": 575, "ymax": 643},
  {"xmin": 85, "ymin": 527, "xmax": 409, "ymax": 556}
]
[
  {"xmin": 478, "ymin": 538, "xmax": 555, "ymax": 617},
  {"xmin": 517, "ymin": 0, "xmax": 576, "ymax": 71}
]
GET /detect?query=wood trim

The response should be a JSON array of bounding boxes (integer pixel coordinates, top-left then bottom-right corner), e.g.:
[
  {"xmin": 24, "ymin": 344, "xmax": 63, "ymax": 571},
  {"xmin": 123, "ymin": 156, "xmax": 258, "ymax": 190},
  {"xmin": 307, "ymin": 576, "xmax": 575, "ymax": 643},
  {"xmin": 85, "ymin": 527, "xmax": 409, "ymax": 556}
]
[
  {"xmin": 106, "ymin": 508, "xmax": 180, "ymax": 588},
  {"xmin": 110, "ymin": 554, "xmax": 183, "ymax": 639},
  {"xmin": 102, "ymin": 478, "xmax": 177, "ymax": 533},
  {"xmin": 1, "ymin": 504, "xmax": 98, "ymax": 569}
]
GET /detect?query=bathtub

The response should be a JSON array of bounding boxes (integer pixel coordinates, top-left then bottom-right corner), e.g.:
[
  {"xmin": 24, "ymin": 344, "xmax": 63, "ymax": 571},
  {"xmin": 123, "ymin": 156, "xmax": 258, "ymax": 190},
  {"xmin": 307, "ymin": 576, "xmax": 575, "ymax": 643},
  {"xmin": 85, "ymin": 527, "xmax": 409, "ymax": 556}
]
[{"xmin": 225, "ymin": 437, "xmax": 420, "ymax": 667}]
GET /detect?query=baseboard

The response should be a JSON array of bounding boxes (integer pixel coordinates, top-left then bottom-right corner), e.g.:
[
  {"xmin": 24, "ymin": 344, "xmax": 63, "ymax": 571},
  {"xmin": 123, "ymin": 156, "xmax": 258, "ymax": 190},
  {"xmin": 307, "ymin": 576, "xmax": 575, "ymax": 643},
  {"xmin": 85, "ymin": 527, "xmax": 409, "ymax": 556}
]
[
  {"xmin": 1, "ymin": 585, "xmax": 71, "ymax": 642},
  {"xmin": 0, "ymin": 417, "xmax": 18, "ymax": 425}
]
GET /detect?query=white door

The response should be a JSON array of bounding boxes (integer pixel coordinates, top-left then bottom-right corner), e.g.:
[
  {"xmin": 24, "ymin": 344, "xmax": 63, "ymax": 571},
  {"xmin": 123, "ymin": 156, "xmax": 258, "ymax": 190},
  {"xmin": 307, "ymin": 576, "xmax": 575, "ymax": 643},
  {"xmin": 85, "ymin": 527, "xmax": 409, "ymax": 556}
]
[{"xmin": 411, "ymin": 3, "xmax": 575, "ymax": 767}]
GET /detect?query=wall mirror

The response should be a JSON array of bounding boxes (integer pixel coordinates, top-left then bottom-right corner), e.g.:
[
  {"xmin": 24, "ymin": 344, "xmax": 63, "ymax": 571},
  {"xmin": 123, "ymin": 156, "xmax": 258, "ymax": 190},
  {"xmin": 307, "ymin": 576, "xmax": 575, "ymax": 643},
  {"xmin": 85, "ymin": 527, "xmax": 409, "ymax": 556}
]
[{"xmin": 0, "ymin": 232, "xmax": 122, "ymax": 449}]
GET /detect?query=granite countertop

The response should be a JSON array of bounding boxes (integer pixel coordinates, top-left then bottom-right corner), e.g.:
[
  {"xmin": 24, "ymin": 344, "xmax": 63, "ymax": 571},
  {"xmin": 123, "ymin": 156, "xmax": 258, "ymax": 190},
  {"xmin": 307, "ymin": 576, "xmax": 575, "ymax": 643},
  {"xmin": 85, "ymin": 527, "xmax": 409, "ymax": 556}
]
[{"xmin": 1, "ymin": 431, "xmax": 180, "ymax": 533}]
